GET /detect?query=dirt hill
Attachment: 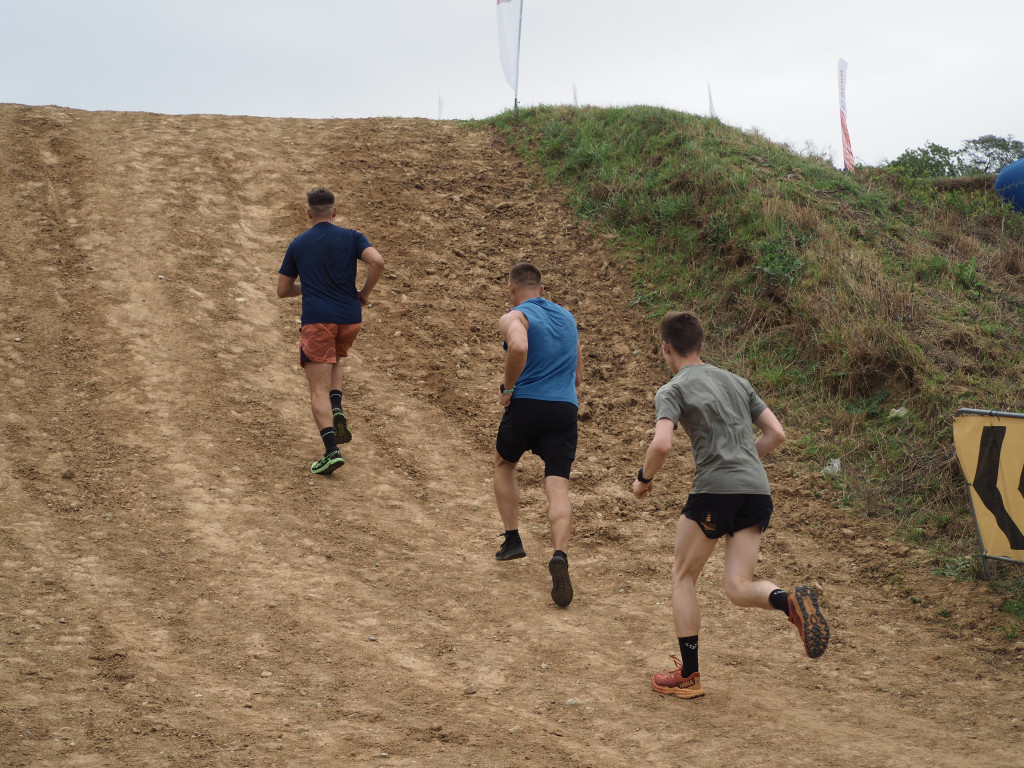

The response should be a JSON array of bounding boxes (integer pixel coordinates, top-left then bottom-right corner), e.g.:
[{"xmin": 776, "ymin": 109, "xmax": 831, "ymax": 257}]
[{"xmin": 1, "ymin": 103, "xmax": 1022, "ymax": 767}]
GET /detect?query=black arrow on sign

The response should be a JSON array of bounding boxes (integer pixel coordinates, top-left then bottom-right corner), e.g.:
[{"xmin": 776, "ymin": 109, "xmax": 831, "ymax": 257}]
[{"xmin": 973, "ymin": 425, "xmax": 1024, "ymax": 550}]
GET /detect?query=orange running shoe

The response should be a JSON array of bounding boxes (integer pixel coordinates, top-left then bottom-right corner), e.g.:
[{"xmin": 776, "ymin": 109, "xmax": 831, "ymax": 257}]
[
  {"xmin": 651, "ymin": 656, "xmax": 704, "ymax": 699},
  {"xmin": 787, "ymin": 585, "xmax": 830, "ymax": 659}
]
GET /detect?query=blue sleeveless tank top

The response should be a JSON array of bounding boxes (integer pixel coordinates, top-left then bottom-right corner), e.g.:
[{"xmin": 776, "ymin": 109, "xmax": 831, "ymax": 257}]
[{"xmin": 512, "ymin": 297, "xmax": 578, "ymax": 406}]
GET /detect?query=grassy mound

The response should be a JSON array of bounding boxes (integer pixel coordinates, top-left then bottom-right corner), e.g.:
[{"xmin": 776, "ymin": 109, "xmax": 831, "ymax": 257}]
[{"xmin": 485, "ymin": 104, "xmax": 1024, "ymax": 605}]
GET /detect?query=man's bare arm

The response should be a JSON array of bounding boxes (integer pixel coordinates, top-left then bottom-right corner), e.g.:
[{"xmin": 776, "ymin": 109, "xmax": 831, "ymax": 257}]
[
  {"xmin": 277, "ymin": 273, "xmax": 300, "ymax": 298},
  {"xmin": 753, "ymin": 407, "xmax": 785, "ymax": 459},
  {"xmin": 499, "ymin": 310, "xmax": 529, "ymax": 388},
  {"xmin": 632, "ymin": 418, "xmax": 675, "ymax": 498},
  {"xmin": 358, "ymin": 247, "xmax": 385, "ymax": 305}
]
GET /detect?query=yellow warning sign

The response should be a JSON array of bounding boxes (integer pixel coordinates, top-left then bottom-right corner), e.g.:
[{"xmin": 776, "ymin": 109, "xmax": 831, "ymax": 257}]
[{"xmin": 953, "ymin": 409, "xmax": 1024, "ymax": 562}]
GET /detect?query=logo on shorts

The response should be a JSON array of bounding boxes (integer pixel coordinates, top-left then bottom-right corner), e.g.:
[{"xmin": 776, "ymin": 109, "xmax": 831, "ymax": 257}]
[{"xmin": 700, "ymin": 513, "xmax": 716, "ymax": 533}]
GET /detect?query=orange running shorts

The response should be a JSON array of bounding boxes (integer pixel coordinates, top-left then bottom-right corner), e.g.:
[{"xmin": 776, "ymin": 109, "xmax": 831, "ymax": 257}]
[{"xmin": 299, "ymin": 322, "xmax": 362, "ymax": 366}]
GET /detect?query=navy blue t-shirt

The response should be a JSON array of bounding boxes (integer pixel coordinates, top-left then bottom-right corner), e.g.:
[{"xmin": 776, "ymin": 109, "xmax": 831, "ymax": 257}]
[{"xmin": 279, "ymin": 222, "xmax": 372, "ymax": 325}]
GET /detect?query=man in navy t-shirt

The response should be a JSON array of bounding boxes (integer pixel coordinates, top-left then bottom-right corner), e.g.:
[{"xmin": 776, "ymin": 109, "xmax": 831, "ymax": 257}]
[
  {"xmin": 277, "ymin": 187, "xmax": 385, "ymax": 475},
  {"xmin": 493, "ymin": 262, "xmax": 583, "ymax": 607}
]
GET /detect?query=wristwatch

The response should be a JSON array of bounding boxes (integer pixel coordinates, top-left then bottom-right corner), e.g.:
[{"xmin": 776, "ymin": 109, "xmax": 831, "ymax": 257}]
[
  {"xmin": 637, "ymin": 467, "xmax": 654, "ymax": 484},
  {"xmin": 500, "ymin": 382, "xmax": 516, "ymax": 395}
]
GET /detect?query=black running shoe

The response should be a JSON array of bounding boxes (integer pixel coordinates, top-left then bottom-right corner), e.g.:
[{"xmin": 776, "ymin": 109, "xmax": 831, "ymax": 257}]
[
  {"xmin": 549, "ymin": 554, "xmax": 573, "ymax": 608},
  {"xmin": 495, "ymin": 534, "xmax": 525, "ymax": 561}
]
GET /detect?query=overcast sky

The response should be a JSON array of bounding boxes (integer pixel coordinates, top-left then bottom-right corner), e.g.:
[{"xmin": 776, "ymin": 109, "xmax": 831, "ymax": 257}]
[{"xmin": 2, "ymin": 1, "xmax": 1021, "ymax": 168}]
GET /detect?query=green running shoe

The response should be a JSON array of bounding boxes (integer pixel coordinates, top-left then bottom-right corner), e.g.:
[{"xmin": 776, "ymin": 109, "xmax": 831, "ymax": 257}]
[
  {"xmin": 332, "ymin": 408, "xmax": 352, "ymax": 444},
  {"xmin": 311, "ymin": 450, "xmax": 344, "ymax": 475}
]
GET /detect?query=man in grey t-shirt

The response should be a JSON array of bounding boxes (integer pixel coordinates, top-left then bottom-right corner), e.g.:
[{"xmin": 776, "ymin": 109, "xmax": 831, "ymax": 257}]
[{"xmin": 631, "ymin": 311, "xmax": 829, "ymax": 700}]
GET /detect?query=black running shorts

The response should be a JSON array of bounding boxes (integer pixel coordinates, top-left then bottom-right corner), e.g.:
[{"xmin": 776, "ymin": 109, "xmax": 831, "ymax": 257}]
[
  {"xmin": 496, "ymin": 398, "xmax": 578, "ymax": 478},
  {"xmin": 681, "ymin": 493, "xmax": 774, "ymax": 539}
]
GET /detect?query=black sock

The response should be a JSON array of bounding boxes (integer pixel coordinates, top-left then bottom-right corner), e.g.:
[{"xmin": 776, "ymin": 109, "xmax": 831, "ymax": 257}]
[
  {"xmin": 320, "ymin": 427, "xmax": 338, "ymax": 455},
  {"xmin": 503, "ymin": 529, "xmax": 521, "ymax": 544},
  {"xmin": 679, "ymin": 635, "xmax": 699, "ymax": 677},
  {"xmin": 553, "ymin": 550, "xmax": 568, "ymax": 563},
  {"xmin": 769, "ymin": 589, "xmax": 790, "ymax": 614},
  {"xmin": 330, "ymin": 390, "xmax": 343, "ymax": 411}
]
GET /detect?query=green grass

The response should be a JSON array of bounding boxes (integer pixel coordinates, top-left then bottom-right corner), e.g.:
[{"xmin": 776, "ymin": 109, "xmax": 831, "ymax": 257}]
[{"xmin": 482, "ymin": 104, "xmax": 1024, "ymax": 614}]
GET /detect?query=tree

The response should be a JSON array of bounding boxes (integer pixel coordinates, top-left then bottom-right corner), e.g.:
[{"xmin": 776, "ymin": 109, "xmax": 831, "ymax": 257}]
[
  {"xmin": 885, "ymin": 134, "xmax": 1024, "ymax": 178},
  {"xmin": 958, "ymin": 135, "xmax": 1024, "ymax": 174},
  {"xmin": 887, "ymin": 142, "xmax": 960, "ymax": 177}
]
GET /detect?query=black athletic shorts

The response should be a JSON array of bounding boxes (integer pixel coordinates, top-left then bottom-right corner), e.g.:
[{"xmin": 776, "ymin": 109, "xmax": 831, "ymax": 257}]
[
  {"xmin": 496, "ymin": 398, "xmax": 578, "ymax": 479},
  {"xmin": 681, "ymin": 493, "xmax": 774, "ymax": 539}
]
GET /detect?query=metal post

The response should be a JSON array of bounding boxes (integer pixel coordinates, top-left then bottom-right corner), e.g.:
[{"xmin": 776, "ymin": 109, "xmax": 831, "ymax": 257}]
[{"xmin": 513, "ymin": 0, "xmax": 523, "ymax": 110}]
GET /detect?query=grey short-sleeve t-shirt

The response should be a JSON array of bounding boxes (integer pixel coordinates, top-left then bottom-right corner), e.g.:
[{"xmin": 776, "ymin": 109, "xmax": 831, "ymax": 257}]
[{"xmin": 654, "ymin": 363, "xmax": 770, "ymax": 494}]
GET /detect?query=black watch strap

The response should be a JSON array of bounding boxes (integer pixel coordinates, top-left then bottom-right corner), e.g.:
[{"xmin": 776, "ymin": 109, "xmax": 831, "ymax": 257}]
[{"xmin": 637, "ymin": 467, "xmax": 653, "ymax": 484}]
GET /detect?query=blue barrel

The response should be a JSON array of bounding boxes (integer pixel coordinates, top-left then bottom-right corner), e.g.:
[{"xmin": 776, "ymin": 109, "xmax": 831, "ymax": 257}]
[{"xmin": 995, "ymin": 158, "xmax": 1024, "ymax": 212}]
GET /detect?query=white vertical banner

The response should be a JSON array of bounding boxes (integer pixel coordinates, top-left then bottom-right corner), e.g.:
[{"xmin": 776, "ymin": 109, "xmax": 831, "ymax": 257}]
[
  {"xmin": 438, "ymin": 94, "xmax": 444, "ymax": 120},
  {"xmin": 707, "ymin": 82, "xmax": 717, "ymax": 119},
  {"xmin": 838, "ymin": 58, "xmax": 855, "ymax": 171},
  {"xmin": 573, "ymin": 83, "xmax": 578, "ymax": 107},
  {"xmin": 496, "ymin": 0, "xmax": 524, "ymax": 106}
]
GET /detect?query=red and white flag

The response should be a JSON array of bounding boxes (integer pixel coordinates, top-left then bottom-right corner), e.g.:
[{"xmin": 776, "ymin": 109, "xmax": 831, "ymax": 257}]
[
  {"xmin": 496, "ymin": 0, "xmax": 523, "ymax": 97},
  {"xmin": 838, "ymin": 59, "xmax": 855, "ymax": 171}
]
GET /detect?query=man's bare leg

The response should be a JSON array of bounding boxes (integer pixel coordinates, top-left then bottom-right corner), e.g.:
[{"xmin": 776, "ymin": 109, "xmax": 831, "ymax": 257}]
[
  {"xmin": 671, "ymin": 516, "xmax": 718, "ymax": 637},
  {"xmin": 722, "ymin": 526, "xmax": 777, "ymax": 608},
  {"xmin": 303, "ymin": 362, "xmax": 344, "ymax": 474},
  {"xmin": 544, "ymin": 475, "xmax": 572, "ymax": 553},
  {"xmin": 493, "ymin": 453, "xmax": 520, "ymax": 531},
  {"xmin": 545, "ymin": 475, "xmax": 574, "ymax": 607},
  {"xmin": 493, "ymin": 453, "xmax": 525, "ymax": 560},
  {"xmin": 328, "ymin": 363, "xmax": 351, "ymax": 443},
  {"xmin": 304, "ymin": 362, "xmax": 335, "ymax": 431}
]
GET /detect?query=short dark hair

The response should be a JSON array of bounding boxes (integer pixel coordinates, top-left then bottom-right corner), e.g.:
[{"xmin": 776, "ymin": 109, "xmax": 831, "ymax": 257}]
[
  {"xmin": 509, "ymin": 262, "xmax": 542, "ymax": 287},
  {"xmin": 660, "ymin": 311, "xmax": 704, "ymax": 356},
  {"xmin": 307, "ymin": 187, "xmax": 335, "ymax": 217}
]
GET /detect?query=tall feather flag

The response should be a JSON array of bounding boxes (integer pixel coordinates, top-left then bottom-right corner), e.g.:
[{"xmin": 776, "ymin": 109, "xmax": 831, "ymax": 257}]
[
  {"xmin": 838, "ymin": 59, "xmax": 855, "ymax": 171},
  {"xmin": 707, "ymin": 82, "xmax": 717, "ymax": 119},
  {"xmin": 496, "ymin": 0, "xmax": 524, "ymax": 108}
]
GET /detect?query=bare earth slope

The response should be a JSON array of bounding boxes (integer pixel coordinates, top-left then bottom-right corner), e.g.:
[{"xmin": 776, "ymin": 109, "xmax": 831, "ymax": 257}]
[{"xmin": 1, "ymin": 104, "xmax": 1022, "ymax": 767}]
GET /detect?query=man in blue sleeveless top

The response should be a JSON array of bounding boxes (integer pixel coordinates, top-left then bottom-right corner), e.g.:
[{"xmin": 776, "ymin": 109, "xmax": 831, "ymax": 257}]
[
  {"xmin": 277, "ymin": 188, "xmax": 385, "ymax": 475},
  {"xmin": 493, "ymin": 263, "xmax": 582, "ymax": 607}
]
